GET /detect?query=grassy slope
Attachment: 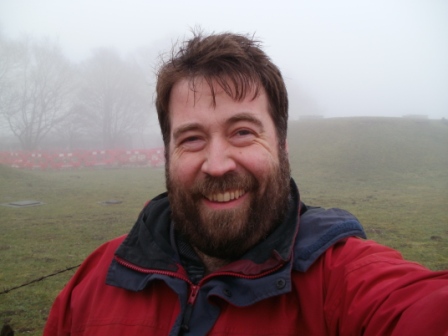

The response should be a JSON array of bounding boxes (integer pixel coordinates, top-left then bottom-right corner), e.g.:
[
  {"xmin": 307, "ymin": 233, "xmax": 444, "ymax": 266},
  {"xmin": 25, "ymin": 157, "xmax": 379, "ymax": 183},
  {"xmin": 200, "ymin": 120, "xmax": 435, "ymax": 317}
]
[
  {"xmin": 0, "ymin": 117, "xmax": 447, "ymax": 334},
  {"xmin": 0, "ymin": 167, "xmax": 167, "ymax": 334}
]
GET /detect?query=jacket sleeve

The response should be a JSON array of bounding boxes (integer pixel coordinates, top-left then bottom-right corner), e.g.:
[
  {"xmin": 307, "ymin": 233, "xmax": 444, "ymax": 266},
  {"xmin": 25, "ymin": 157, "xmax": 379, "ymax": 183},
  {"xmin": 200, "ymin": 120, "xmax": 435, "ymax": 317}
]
[{"xmin": 324, "ymin": 237, "xmax": 448, "ymax": 335}]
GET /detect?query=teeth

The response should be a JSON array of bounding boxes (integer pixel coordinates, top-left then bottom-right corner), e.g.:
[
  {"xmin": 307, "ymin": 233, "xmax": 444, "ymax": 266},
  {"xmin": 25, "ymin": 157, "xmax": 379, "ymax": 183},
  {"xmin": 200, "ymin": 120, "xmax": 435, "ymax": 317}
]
[{"xmin": 207, "ymin": 190, "xmax": 245, "ymax": 202}]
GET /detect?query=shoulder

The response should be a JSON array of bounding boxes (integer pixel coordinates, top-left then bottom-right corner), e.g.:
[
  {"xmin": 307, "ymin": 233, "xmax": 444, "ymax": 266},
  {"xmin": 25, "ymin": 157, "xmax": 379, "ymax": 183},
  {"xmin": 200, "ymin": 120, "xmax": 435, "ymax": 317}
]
[
  {"xmin": 84, "ymin": 235, "xmax": 127, "ymax": 265},
  {"xmin": 44, "ymin": 235, "xmax": 129, "ymax": 334},
  {"xmin": 64, "ymin": 235, "xmax": 127, "ymax": 285},
  {"xmin": 293, "ymin": 206, "xmax": 366, "ymax": 272}
]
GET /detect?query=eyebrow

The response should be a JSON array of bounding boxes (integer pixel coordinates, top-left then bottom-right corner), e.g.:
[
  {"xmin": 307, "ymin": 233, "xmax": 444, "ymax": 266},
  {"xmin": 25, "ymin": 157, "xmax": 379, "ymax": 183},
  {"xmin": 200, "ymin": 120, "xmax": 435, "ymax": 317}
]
[{"xmin": 226, "ymin": 113, "xmax": 264, "ymax": 131}]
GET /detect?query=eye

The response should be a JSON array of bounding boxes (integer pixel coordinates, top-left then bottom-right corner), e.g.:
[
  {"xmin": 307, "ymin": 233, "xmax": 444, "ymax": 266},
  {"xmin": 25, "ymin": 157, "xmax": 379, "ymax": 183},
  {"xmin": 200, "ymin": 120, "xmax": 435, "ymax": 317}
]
[
  {"xmin": 235, "ymin": 129, "xmax": 253, "ymax": 136},
  {"xmin": 182, "ymin": 135, "xmax": 201, "ymax": 143},
  {"xmin": 178, "ymin": 135, "xmax": 205, "ymax": 151},
  {"xmin": 231, "ymin": 128, "xmax": 256, "ymax": 146}
]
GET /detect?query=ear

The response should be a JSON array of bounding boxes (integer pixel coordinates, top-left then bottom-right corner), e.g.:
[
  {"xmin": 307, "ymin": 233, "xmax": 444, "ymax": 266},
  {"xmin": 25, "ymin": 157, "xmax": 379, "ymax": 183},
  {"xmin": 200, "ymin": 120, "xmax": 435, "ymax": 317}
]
[{"xmin": 285, "ymin": 140, "xmax": 289, "ymax": 153}]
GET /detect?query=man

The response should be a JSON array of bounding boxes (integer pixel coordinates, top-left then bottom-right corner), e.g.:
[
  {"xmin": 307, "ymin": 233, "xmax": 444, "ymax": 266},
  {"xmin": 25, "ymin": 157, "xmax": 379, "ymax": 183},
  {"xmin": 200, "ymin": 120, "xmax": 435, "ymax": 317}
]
[{"xmin": 44, "ymin": 32, "xmax": 448, "ymax": 335}]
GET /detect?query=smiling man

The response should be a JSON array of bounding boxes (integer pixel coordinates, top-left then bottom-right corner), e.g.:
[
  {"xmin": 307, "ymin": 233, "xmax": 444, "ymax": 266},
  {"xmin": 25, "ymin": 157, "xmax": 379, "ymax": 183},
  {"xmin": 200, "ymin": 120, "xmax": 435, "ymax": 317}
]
[
  {"xmin": 167, "ymin": 79, "xmax": 290, "ymax": 267},
  {"xmin": 44, "ymin": 32, "xmax": 448, "ymax": 335}
]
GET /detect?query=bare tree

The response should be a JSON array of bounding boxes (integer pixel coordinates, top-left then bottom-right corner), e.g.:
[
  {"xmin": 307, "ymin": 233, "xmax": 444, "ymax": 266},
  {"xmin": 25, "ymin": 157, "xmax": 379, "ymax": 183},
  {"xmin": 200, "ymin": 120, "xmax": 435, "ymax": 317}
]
[
  {"xmin": 0, "ymin": 32, "xmax": 23, "ymax": 136},
  {"xmin": 75, "ymin": 49, "xmax": 150, "ymax": 149},
  {"xmin": 51, "ymin": 102, "xmax": 90, "ymax": 150},
  {"xmin": 0, "ymin": 37, "xmax": 74, "ymax": 150}
]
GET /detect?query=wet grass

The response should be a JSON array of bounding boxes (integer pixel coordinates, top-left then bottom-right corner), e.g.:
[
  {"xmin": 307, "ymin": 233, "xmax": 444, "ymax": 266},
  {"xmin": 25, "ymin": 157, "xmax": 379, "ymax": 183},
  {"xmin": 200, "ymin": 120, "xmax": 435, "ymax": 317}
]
[
  {"xmin": 1, "ymin": 117, "xmax": 447, "ymax": 334},
  {"xmin": 0, "ymin": 167, "xmax": 166, "ymax": 333}
]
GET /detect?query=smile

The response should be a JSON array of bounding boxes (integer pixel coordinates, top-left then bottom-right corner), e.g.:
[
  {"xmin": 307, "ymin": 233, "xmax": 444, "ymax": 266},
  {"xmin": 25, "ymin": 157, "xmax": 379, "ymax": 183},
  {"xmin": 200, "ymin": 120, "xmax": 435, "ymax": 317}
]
[{"xmin": 205, "ymin": 190, "xmax": 246, "ymax": 202}]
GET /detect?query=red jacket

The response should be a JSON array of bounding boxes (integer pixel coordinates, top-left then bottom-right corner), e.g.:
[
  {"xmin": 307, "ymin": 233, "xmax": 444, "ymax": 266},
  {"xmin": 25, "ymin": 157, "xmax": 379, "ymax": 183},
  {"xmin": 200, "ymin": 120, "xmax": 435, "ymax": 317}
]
[{"xmin": 44, "ymin": 184, "xmax": 448, "ymax": 335}]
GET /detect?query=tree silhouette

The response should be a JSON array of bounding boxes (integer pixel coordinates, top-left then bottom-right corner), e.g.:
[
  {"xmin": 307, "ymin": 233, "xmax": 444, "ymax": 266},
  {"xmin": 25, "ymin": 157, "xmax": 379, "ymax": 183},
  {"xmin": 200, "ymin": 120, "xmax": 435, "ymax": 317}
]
[
  {"xmin": 74, "ymin": 49, "xmax": 150, "ymax": 149},
  {"xmin": 0, "ymin": 37, "xmax": 74, "ymax": 150}
]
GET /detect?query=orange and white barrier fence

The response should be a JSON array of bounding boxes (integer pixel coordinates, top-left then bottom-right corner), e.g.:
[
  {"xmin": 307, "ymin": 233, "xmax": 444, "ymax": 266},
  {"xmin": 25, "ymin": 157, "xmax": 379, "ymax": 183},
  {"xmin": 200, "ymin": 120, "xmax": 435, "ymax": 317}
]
[{"xmin": 0, "ymin": 148, "xmax": 165, "ymax": 170}]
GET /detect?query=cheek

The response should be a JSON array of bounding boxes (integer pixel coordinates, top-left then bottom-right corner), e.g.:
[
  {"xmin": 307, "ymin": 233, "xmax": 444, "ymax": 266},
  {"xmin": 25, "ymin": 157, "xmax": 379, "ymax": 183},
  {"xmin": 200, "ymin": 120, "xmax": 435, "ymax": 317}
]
[
  {"xmin": 236, "ymin": 149, "xmax": 279, "ymax": 179},
  {"xmin": 168, "ymin": 153, "xmax": 202, "ymax": 187}
]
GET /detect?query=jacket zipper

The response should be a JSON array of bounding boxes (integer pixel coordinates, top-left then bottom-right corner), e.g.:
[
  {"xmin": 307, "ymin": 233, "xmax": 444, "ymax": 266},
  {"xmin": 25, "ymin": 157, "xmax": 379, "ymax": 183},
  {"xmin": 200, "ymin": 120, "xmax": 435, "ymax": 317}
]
[
  {"xmin": 179, "ymin": 285, "xmax": 200, "ymax": 334},
  {"xmin": 115, "ymin": 255, "xmax": 286, "ymax": 333},
  {"xmin": 179, "ymin": 263, "xmax": 287, "ymax": 334},
  {"xmin": 115, "ymin": 256, "xmax": 201, "ymax": 334}
]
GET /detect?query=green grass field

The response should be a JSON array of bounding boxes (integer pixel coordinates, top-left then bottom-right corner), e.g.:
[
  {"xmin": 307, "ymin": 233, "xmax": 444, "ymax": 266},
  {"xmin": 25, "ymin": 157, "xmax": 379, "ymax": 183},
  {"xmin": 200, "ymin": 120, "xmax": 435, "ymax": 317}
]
[{"xmin": 1, "ymin": 117, "xmax": 447, "ymax": 334}]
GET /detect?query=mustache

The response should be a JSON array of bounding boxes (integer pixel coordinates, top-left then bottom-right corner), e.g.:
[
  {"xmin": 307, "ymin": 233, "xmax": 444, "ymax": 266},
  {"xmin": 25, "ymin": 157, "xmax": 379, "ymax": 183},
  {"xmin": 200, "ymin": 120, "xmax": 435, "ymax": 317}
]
[{"xmin": 191, "ymin": 172, "xmax": 258, "ymax": 197}]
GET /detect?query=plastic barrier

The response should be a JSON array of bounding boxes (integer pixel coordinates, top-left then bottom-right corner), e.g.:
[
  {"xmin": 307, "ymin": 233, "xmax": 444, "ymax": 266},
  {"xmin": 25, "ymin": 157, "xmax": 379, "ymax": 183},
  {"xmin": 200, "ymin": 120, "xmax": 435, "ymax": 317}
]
[{"xmin": 0, "ymin": 148, "xmax": 165, "ymax": 170}]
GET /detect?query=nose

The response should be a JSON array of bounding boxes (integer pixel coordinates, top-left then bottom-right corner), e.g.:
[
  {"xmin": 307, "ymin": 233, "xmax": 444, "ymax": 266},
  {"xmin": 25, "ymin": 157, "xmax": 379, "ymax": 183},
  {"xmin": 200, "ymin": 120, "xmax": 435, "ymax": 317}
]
[{"xmin": 201, "ymin": 138, "xmax": 237, "ymax": 176}]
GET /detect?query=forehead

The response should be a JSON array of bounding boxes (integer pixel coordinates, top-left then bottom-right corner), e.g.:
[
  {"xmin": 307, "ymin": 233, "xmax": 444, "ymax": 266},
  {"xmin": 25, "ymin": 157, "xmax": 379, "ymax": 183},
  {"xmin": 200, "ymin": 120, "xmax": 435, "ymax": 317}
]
[
  {"xmin": 168, "ymin": 79, "xmax": 275, "ymax": 138},
  {"xmin": 168, "ymin": 78, "xmax": 269, "ymax": 118},
  {"xmin": 172, "ymin": 76, "xmax": 258, "ymax": 101}
]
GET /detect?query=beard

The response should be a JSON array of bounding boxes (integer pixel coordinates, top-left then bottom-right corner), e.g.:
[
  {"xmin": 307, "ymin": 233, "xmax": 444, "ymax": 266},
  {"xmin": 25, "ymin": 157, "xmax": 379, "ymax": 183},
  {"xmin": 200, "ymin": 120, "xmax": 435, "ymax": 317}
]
[{"xmin": 167, "ymin": 148, "xmax": 291, "ymax": 261}]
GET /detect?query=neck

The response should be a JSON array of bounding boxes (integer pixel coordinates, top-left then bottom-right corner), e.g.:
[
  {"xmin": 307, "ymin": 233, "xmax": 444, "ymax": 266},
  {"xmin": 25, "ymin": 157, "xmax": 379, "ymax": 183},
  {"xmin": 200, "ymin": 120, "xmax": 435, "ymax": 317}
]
[{"xmin": 193, "ymin": 248, "xmax": 230, "ymax": 275}]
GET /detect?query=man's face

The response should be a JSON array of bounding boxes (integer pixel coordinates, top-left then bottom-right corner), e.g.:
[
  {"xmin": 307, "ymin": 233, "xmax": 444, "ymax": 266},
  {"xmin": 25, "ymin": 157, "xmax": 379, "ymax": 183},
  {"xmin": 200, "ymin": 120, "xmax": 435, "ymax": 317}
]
[{"xmin": 167, "ymin": 78, "xmax": 290, "ymax": 260}]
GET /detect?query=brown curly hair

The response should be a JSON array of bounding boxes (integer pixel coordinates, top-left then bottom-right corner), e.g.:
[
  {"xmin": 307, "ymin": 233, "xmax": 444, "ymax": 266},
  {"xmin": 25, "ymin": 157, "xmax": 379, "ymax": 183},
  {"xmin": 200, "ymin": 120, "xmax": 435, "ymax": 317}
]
[{"xmin": 156, "ymin": 31, "xmax": 289, "ymax": 153}]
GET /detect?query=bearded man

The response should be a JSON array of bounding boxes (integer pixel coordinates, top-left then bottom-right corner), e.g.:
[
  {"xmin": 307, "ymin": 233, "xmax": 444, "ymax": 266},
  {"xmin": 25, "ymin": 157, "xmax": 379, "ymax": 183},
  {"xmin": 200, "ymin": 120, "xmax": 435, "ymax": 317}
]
[{"xmin": 44, "ymin": 32, "xmax": 448, "ymax": 336}]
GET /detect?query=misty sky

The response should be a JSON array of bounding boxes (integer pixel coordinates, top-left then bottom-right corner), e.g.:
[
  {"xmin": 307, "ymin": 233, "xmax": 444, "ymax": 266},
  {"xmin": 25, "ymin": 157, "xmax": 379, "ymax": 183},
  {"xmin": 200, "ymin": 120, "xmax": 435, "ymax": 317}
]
[{"xmin": 1, "ymin": 0, "xmax": 447, "ymax": 119}]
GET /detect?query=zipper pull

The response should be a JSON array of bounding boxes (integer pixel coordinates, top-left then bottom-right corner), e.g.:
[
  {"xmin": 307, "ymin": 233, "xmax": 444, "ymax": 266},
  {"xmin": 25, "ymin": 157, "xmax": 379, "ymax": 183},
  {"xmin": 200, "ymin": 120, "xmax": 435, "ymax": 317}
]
[
  {"xmin": 181, "ymin": 285, "xmax": 200, "ymax": 334},
  {"xmin": 188, "ymin": 284, "xmax": 199, "ymax": 305}
]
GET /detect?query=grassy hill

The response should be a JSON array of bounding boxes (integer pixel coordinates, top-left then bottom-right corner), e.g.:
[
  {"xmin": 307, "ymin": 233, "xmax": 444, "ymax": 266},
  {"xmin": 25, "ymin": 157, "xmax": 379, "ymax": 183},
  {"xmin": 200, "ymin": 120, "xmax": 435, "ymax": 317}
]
[
  {"xmin": 288, "ymin": 117, "xmax": 448, "ymax": 180},
  {"xmin": 0, "ymin": 117, "xmax": 447, "ymax": 334}
]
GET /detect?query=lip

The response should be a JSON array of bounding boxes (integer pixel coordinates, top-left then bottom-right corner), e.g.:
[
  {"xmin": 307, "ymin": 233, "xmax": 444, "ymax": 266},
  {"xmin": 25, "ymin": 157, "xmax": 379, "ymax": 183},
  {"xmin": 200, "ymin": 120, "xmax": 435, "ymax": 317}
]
[
  {"xmin": 202, "ymin": 190, "xmax": 248, "ymax": 210},
  {"xmin": 205, "ymin": 189, "xmax": 246, "ymax": 202}
]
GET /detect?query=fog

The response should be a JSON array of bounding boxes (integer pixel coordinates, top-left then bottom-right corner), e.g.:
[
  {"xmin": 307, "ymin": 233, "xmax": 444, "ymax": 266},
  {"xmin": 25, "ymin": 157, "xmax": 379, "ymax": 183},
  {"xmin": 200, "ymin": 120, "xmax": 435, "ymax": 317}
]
[{"xmin": 0, "ymin": 0, "xmax": 447, "ymax": 149}]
